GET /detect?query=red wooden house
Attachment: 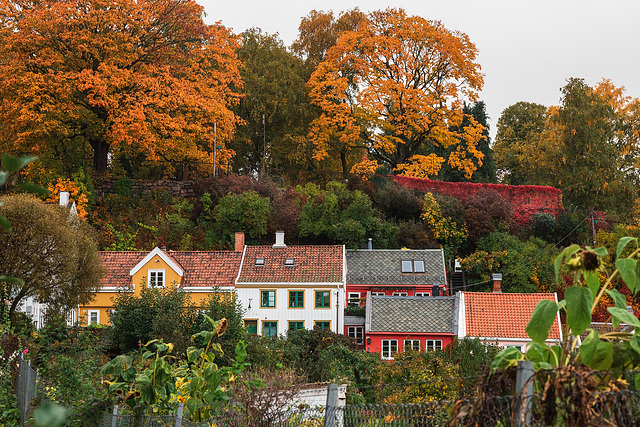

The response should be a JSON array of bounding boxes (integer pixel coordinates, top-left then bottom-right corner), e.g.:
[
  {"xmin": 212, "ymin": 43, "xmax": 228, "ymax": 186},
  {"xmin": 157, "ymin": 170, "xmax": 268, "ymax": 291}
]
[{"xmin": 363, "ymin": 292, "xmax": 457, "ymax": 359}]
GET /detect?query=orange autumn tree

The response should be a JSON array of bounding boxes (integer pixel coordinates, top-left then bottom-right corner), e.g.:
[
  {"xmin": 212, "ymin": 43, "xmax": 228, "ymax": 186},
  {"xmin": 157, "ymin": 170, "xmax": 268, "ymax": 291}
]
[
  {"xmin": 0, "ymin": 0, "xmax": 242, "ymax": 177},
  {"xmin": 307, "ymin": 8, "xmax": 485, "ymax": 178}
]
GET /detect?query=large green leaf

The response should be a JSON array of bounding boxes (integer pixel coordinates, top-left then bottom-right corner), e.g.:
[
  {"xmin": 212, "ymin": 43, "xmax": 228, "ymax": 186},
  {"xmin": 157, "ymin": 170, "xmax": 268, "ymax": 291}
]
[
  {"xmin": 631, "ymin": 335, "xmax": 640, "ymax": 356},
  {"xmin": 617, "ymin": 237, "xmax": 637, "ymax": 259},
  {"xmin": 606, "ymin": 289, "xmax": 627, "ymax": 309},
  {"xmin": 607, "ymin": 307, "xmax": 640, "ymax": 329},
  {"xmin": 616, "ymin": 258, "xmax": 638, "ymax": 293},
  {"xmin": 583, "ymin": 270, "xmax": 600, "ymax": 298},
  {"xmin": 565, "ymin": 286, "xmax": 593, "ymax": 337},
  {"xmin": 526, "ymin": 299, "xmax": 560, "ymax": 344},
  {"xmin": 0, "ymin": 214, "xmax": 11, "ymax": 232},
  {"xmin": 18, "ymin": 182, "xmax": 50, "ymax": 196},
  {"xmin": 579, "ymin": 329, "xmax": 599, "ymax": 366},
  {"xmin": 490, "ymin": 346, "xmax": 525, "ymax": 370},
  {"xmin": 1, "ymin": 153, "xmax": 38, "ymax": 173},
  {"xmin": 591, "ymin": 341, "xmax": 614, "ymax": 370},
  {"xmin": 0, "ymin": 275, "xmax": 23, "ymax": 285}
]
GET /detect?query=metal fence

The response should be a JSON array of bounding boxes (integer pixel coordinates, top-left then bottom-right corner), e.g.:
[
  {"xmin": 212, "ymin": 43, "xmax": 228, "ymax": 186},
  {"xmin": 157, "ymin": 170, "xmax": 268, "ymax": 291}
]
[{"xmin": 15, "ymin": 354, "xmax": 38, "ymax": 426}]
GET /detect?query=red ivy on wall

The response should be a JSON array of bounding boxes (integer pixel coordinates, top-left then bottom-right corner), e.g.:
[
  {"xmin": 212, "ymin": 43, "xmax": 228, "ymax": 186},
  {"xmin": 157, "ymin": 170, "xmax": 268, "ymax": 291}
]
[{"xmin": 394, "ymin": 176, "xmax": 563, "ymax": 224}]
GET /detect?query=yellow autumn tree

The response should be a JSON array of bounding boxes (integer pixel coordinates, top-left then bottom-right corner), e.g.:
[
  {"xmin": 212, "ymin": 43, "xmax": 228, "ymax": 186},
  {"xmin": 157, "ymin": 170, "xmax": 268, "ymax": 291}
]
[{"xmin": 307, "ymin": 8, "xmax": 485, "ymax": 178}]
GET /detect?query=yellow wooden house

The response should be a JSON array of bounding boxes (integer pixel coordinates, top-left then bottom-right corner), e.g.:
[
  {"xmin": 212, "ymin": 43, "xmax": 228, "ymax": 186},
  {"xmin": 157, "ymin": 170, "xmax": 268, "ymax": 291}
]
[{"xmin": 77, "ymin": 245, "xmax": 243, "ymax": 325}]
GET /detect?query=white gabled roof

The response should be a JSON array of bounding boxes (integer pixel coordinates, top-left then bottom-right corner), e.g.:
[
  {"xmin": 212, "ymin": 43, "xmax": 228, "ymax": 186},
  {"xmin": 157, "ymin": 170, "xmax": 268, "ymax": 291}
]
[{"xmin": 129, "ymin": 247, "xmax": 184, "ymax": 277}]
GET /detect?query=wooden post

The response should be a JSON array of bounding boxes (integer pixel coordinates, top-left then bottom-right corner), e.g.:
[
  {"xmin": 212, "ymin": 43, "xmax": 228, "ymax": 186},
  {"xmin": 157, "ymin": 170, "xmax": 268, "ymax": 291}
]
[
  {"xmin": 324, "ymin": 383, "xmax": 339, "ymax": 427},
  {"xmin": 111, "ymin": 405, "xmax": 118, "ymax": 427},
  {"xmin": 515, "ymin": 360, "xmax": 534, "ymax": 427},
  {"xmin": 175, "ymin": 401, "xmax": 184, "ymax": 427}
]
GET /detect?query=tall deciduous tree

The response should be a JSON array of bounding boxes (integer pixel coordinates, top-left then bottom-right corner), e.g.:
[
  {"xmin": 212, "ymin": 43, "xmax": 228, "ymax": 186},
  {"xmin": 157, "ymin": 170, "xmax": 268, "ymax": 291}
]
[
  {"xmin": 307, "ymin": 8, "xmax": 485, "ymax": 178},
  {"xmin": 0, "ymin": 0, "xmax": 242, "ymax": 177},
  {"xmin": 231, "ymin": 28, "xmax": 317, "ymax": 177},
  {"xmin": 291, "ymin": 8, "xmax": 365, "ymax": 69},
  {"xmin": 493, "ymin": 102, "xmax": 550, "ymax": 185},
  {"xmin": 0, "ymin": 194, "xmax": 103, "ymax": 318}
]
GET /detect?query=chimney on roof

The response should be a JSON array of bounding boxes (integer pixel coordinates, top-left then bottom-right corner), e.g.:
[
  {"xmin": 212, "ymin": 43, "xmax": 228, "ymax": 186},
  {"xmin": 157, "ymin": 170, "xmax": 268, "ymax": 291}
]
[
  {"xmin": 368, "ymin": 238, "xmax": 372, "ymax": 250},
  {"xmin": 273, "ymin": 231, "xmax": 286, "ymax": 248},
  {"xmin": 59, "ymin": 191, "xmax": 69, "ymax": 207},
  {"xmin": 235, "ymin": 232, "xmax": 245, "ymax": 252},
  {"xmin": 492, "ymin": 273, "xmax": 503, "ymax": 293}
]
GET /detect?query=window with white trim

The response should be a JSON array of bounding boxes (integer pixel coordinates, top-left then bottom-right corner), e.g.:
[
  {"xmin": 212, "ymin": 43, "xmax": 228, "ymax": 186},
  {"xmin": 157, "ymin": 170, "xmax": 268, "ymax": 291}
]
[
  {"xmin": 392, "ymin": 292, "xmax": 408, "ymax": 296},
  {"xmin": 371, "ymin": 292, "xmax": 385, "ymax": 296},
  {"xmin": 401, "ymin": 260, "xmax": 413, "ymax": 272},
  {"xmin": 88, "ymin": 310, "xmax": 100, "ymax": 325},
  {"xmin": 348, "ymin": 292, "xmax": 360, "ymax": 306},
  {"xmin": 415, "ymin": 292, "xmax": 431, "ymax": 297},
  {"xmin": 348, "ymin": 326, "xmax": 363, "ymax": 345},
  {"xmin": 426, "ymin": 340, "xmax": 443, "ymax": 351},
  {"xmin": 414, "ymin": 260, "xmax": 425, "ymax": 272},
  {"xmin": 404, "ymin": 339, "xmax": 420, "ymax": 351},
  {"xmin": 382, "ymin": 339, "xmax": 398, "ymax": 359},
  {"xmin": 148, "ymin": 269, "xmax": 165, "ymax": 288}
]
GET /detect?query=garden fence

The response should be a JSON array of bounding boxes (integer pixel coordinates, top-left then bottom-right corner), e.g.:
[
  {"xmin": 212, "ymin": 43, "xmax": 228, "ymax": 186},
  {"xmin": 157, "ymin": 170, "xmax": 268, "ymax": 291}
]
[
  {"xmin": 15, "ymin": 354, "xmax": 37, "ymax": 427},
  {"xmin": 93, "ymin": 363, "xmax": 640, "ymax": 426}
]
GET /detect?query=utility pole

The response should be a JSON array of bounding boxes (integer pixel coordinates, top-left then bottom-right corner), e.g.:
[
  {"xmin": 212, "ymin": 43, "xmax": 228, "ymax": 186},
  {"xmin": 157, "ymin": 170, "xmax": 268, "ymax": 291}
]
[
  {"xmin": 213, "ymin": 122, "xmax": 217, "ymax": 177},
  {"xmin": 261, "ymin": 114, "xmax": 266, "ymax": 176},
  {"xmin": 591, "ymin": 210, "xmax": 596, "ymax": 246}
]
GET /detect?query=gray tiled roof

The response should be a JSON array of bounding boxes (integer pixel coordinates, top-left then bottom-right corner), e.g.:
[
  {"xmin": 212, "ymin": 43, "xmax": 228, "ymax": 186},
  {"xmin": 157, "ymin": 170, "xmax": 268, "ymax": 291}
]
[
  {"xmin": 347, "ymin": 249, "xmax": 446, "ymax": 285},
  {"xmin": 369, "ymin": 296, "xmax": 455, "ymax": 333}
]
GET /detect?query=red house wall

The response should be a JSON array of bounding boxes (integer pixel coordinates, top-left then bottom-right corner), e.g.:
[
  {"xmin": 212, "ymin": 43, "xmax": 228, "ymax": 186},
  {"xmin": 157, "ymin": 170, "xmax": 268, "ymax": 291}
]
[
  {"xmin": 346, "ymin": 284, "xmax": 443, "ymax": 303},
  {"xmin": 394, "ymin": 176, "xmax": 563, "ymax": 224},
  {"xmin": 365, "ymin": 332, "xmax": 454, "ymax": 357}
]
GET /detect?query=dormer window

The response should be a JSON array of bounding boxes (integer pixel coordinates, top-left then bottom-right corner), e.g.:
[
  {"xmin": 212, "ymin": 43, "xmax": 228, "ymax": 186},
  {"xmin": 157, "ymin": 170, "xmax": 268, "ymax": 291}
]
[
  {"xmin": 148, "ymin": 269, "xmax": 165, "ymax": 288},
  {"xmin": 401, "ymin": 260, "xmax": 425, "ymax": 273},
  {"xmin": 255, "ymin": 258, "xmax": 265, "ymax": 266},
  {"xmin": 284, "ymin": 258, "xmax": 295, "ymax": 267}
]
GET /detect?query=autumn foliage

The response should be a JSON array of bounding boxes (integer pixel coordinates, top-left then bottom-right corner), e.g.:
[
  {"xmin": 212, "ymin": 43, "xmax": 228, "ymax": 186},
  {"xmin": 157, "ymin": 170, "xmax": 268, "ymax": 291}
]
[
  {"xmin": 0, "ymin": 0, "xmax": 242, "ymax": 176},
  {"xmin": 308, "ymin": 8, "xmax": 485, "ymax": 178}
]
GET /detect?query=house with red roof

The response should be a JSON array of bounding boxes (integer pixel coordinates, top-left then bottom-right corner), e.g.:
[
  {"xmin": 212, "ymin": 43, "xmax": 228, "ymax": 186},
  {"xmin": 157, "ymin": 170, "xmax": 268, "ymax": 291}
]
[
  {"xmin": 77, "ymin": 239, "xmax": 243, "ymax": 326},
  {"xmin": 363, "ymin": 292, "xmax": 457, "ymax": 359},
  {"xmin": 236, "ymin": 231, "xmax": 346, "ymax": 337},
  {"xmin": 456, "ymin": 276, "xmax": 563, "ymax": 350}
]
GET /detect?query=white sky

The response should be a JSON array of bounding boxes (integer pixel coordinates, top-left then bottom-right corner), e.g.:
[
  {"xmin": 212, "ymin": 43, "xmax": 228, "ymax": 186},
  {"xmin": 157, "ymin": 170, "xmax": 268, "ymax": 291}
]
[{"xmin": 200, "ymin": 0, "xmax": 640, "ymax": 140}]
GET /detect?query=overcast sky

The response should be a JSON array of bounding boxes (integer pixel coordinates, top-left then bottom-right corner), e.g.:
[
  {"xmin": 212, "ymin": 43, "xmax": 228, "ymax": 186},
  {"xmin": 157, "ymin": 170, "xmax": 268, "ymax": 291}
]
[{"xmin": 199, "ymin": 0, "xmax": 640, "ymax": 140}]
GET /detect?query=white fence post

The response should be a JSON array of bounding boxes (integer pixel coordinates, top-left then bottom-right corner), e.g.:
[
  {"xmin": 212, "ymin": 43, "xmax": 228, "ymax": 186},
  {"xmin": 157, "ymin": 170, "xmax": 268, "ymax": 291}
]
[
  {"xmin": 175, "ymin": 401, "xmax": 184, "ymax": 427},
  {"xmin": 515, "ymin": 360, "xmax": 534, "ymax": 427},
  {"xmin": 324, "ymin": 383, "xmax": 339, "ymax": 427},
  {"xmin": 111, "ymin": 404, "xmax": 118, "ymax": 427}
]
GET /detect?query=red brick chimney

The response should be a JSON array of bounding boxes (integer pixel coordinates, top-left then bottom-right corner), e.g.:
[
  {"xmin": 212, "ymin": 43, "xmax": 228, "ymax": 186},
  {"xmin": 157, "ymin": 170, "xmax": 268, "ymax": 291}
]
[
  {"xmin": 234, "ymin": 232, "xmax": 245, "ymax": 252},
  {"xmin": 492, "ymin": 273, "xmax": 503, "ymax": 293}
]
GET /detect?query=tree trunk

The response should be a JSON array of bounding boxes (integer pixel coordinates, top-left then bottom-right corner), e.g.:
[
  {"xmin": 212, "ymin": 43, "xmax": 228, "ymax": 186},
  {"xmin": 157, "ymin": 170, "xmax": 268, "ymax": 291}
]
[
  {"xmin": 341, "ymin": 151, "xmax": 348, "ymax": 177},
  {"xmin": 90, "ymin": 139, "xmax": 110, "ymax": 175}
]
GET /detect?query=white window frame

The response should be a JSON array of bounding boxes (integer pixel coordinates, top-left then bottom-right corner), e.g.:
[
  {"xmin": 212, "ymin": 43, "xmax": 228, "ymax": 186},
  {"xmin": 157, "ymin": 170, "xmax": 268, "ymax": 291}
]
[
  {"xmin": 381, "ymin": 339, "xmax": 398, "ymax": 360},
  {"xmin": 392, "ymin": 292, "xmax": 408, "ymax": 297},
  {"xmin": 426, "ymin": 339, "xmax": 443, "ymax": 351},
  {"xmin": 148, "ymin": 269, "xmax": 165, "ymax": 288},
  {"xmin": 371, "ymin": 292, "xmax": 385, "ymax": 296},
  {"xmin": 88, "ymin": 310, "xmax": 100, "ymax": 325},
  {"xmin": 401, "ymin": 260, "xmax": 413, "ymax": 272},
  {"xmin": 415, "ymin": 292, "xmax": 431, "ymax": 297},
  {"xmin": 348, "ymin": 326, "xmax": 364, "ymax": 345},
  {"xmin": 413, "ymin": 260, "xmax": 425, "ymax": 272},
  {"xmin": 348, "ymin": 292, "xmax": 360, "ymax": 306},
  {"xmin": 404, "ymin": 339, "xmax": 420, "ymax": 351}
]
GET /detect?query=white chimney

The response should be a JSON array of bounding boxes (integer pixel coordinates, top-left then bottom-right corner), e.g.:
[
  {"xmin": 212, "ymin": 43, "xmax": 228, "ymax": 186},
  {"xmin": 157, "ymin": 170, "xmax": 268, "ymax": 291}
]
[
  {"xmin": 273, "ymin": 231, "xmax": 286, "ymax": 248},
  {"xmin": 59, "ymin": 191, "xmax": 70, "ymax": 207}
]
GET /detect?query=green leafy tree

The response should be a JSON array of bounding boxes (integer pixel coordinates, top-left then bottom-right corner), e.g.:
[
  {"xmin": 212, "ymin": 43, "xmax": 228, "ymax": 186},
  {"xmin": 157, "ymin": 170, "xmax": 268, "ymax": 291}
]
[
  {"xmin": 231, "ymin": 28, "xmax": 317, "ymax": 177},
  {"xmin": 211, "ymin": 191, "xmax": 270, "ymax": 247},
  {"xmin": 297, "ymin": 181, "xmax": 388, "ymax": 248},
  {"xmin": 493, "ymin": 101, "xmax": 548, "ymax": 185},
  {"xmin": 0, "ymin": 193, "xmax": 103, "ymax": 319}
]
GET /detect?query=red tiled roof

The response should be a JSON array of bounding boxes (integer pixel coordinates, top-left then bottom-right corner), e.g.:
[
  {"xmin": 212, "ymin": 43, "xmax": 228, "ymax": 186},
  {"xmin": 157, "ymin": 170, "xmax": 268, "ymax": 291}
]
[
  {"xmin": 170, "ymin": 251, "xmax": 242, "ymax": 287},
  {"xmin": 98, "ymin": 250, "xmax": 242, "ymax": 288},
  {"xmin": 99, "ymin": 251, "xmax": 146, "ymax": 288},
  {"xmin": 238, "ymin": 245, "xmax": 344, "ymax": 283},
  {"xmin": 463, "ymin": 292, "xmax": 561, "ymax": 340}
]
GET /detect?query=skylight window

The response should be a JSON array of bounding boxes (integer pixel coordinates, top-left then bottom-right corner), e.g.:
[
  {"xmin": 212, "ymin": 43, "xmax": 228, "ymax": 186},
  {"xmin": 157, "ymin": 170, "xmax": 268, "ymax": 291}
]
[
  {"xmin": 255, "ymin": 258, "xmax": 265, "ymax": 266},
  {"xmin": 414, "ymin": 260, "xmax": 425, "ymax": 273},
  {"xmin": 401, "ymin": 260, "xmax": 413, "ymax": 273},
  {"xmin": 284, "ymin": 258, "xmax": 295, "ymax": 267}
]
